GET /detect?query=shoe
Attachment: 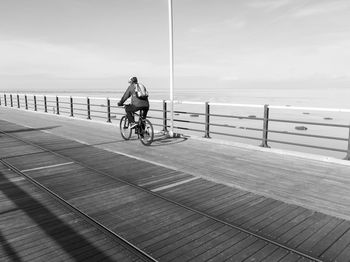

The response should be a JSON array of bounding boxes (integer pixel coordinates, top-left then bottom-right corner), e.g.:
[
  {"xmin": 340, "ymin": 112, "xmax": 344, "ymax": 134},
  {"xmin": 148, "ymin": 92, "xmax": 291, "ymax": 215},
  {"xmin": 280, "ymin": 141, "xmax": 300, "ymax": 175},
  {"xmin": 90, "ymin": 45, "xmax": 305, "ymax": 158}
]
[{"xmin": 130, "ymin": 122, "xmax": 137, "ymax": 129}]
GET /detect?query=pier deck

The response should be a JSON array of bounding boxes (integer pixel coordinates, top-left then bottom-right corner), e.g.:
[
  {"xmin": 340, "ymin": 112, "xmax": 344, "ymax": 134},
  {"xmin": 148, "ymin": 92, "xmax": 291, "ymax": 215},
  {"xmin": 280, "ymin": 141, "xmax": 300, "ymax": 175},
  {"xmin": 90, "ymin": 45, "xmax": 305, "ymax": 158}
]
[{"xmin": 1, "ymin": 107, "xmax": 350, "ymax": 261}]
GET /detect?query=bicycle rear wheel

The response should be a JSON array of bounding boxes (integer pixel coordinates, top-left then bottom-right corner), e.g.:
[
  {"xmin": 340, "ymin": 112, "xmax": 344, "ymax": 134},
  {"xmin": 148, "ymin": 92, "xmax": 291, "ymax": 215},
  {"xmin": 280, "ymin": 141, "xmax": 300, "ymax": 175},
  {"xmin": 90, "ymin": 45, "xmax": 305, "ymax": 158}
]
[
  {"xmin": 120, "ymin": 116, "xmax": 132, "ymax": 140},
  {"xmin": 139, "ymin": 119, "xmax": 154, "ymax": 146}
]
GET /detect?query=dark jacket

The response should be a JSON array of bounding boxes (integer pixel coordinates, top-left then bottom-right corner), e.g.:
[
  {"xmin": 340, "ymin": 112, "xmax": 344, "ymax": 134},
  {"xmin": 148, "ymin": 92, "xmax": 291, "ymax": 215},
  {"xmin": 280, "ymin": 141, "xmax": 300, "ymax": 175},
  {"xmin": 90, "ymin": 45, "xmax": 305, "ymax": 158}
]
[{"xmin": 119, "ymin": 83, "xmax": 149, "ymax": 108}]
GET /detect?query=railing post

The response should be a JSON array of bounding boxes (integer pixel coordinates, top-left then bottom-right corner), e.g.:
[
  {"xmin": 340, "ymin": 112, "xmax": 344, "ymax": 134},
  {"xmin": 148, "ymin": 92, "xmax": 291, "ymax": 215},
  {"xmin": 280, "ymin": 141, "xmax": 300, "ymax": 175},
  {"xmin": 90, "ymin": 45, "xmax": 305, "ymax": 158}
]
[
  {"xmin": 34, "ymin": 95, "xmax": 37, "ymax": 111},
  {"xmin": 345, "ymin": 125, "xmax": 350, "ymax": 160},
  {"xmin": 17, "ymin": 94, "xmax": 20, "ymax": 108},
  {"xmin": 25, "ymin": 95, "xmax": 28, "ymax": 109},
  {"xmin": 4, "ymin": 94, "xmax": 7, "ymax": 106},
  {"xmin": 44, "ymin": 96, "xmax": 48, "ymax": 112},
  {"xmin": 87, "ymin": 97, "xmax": 91, "ymax": 119},
  {"xmin": 260, "ymin": 104, "xmax": 270, "ymax": 148},
  {"xmin": 204, "ymin": 101, "xmax": 211, "ymax": 138},
  {"xmin": 107, "ymin": 98, "xmax": 111, "ymax": 122},
  {"xmin": 56, "ymin": 96, "xmax": 59, "ymax": 114},
  {"xmin": 0, "ymin": 95, "xmax": 1, "ymax": 106},
  {"xmin": 10, "ymin": 94, "xmax": 13, "ymax": 107},
  {"xmin": 163, "ymin": 100, "xmax": 167, "ymax": 132},
  {"xmin": 70, "ymin": 96, "xmax": 74, "ymax": 117}
]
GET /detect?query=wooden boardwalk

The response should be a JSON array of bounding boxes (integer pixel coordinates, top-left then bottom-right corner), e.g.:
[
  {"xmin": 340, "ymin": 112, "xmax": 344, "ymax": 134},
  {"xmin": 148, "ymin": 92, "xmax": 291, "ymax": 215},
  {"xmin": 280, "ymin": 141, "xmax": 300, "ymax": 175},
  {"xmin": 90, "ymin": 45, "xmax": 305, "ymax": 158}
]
[
  {"xmin": 0, "ymin": 160, "xmax": 148, "ymax": 261},
  {"xmin": 1, "ymin": 108, "xmax": 350, "ymax": 261}
]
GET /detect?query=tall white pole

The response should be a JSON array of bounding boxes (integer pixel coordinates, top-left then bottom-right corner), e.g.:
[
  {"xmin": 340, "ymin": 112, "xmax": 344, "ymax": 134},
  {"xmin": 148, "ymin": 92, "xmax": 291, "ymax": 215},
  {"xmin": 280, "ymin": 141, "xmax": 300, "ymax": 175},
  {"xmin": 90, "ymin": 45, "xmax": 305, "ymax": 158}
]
[{"xmin": 168, "ymin": 0, "xmax": 174, "ymax": 135}]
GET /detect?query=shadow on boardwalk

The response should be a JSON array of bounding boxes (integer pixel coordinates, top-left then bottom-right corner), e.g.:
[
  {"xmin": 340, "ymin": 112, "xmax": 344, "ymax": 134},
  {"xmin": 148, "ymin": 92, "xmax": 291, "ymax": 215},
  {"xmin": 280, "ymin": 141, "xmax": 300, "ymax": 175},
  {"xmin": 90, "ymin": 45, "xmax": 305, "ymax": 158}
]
[{"xmin": 0, "ymin": 169, "xmax": 116, "ymax": 262}]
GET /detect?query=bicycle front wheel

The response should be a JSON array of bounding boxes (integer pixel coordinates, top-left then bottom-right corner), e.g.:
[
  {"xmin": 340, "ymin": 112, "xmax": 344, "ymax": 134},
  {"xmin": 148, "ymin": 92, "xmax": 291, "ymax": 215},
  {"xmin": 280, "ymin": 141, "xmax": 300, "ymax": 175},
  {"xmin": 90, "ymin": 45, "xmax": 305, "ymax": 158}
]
[
  {"xmin": 120, "ymin": 116, "xmax": 132, "ymax": 140},
  {"xmin": 140, "ymin": 119, "xmax": 154, "ymax": 146}
]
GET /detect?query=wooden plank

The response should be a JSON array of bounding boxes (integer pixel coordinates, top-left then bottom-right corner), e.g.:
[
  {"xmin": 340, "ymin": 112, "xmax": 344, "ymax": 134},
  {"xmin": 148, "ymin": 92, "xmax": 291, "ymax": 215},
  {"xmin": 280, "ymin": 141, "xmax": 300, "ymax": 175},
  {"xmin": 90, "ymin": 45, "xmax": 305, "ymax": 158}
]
[
  {"xmin": 334, "ymin": 241, "xmax": 350, "ymax": 262},
  {"xmin": 203, "ymin": 192, "xmax": 260, "ymax": 215},
  {"xmin": 296, "ymin": 216, "xmax": 342, "ymax": 254},
  {"xmin": 170, "ymin": 183, "xmax": 229, "ymax": 205},
  {"xmin": 189, "ymin": 232, "xmax": 247, "ymax": 261},
  {"xmin": 134, "ymin": 214, "xmax": 206, "ymax": 247},
  {"xmin": 244, "ymin": 243, "xmax": 280, "ymax": 261},
  {"xmin": 225, "ymin": 198, "xmax": 279, "ymax": 225},
  {"xmin": 268, "ymin": 209, "xmax": 315, "ymax": 240},
  {"xmin": 259, "ymin": 207, "xmax": 309, "ymax": 236},
  {"xmin": 146, "ymin": 219, "xmax": 218, "ymax": 257},
  {"xmin": 284, "ymin": 213, "xmax": 333, "ymax": 248},
  {"xmin": 310, "ymin": 220, "xmax": 350, "ymax": 258},
  {"xmin": 155, "ymin": 222, "xmax": 229, "ymax": 260},
  {"xmin": 261, "ymin": 248, "xmax": 290, "ymax": 262},
  {"xmin": 239, "ymin": 201, "xmax": 287, "ymax": 228},
  {"xmin": 320, "ymin": 227, "xmax": 350, "ymax": 261},
  {"xmin": 166, "ymin": 226, "xmax": 243, "ymax": 262}
]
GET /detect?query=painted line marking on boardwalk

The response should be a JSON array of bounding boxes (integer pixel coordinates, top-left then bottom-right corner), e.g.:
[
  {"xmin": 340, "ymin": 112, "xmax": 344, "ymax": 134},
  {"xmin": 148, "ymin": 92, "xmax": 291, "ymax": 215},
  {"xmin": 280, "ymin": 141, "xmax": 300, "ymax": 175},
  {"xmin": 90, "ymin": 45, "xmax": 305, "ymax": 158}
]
[
  {"xmin": 151, "ymin": 177, "xmax": 199, "ymax": 192},
  {"xmin": 21, "ymin": 162, "xmax": 75, "ymax": 172}
]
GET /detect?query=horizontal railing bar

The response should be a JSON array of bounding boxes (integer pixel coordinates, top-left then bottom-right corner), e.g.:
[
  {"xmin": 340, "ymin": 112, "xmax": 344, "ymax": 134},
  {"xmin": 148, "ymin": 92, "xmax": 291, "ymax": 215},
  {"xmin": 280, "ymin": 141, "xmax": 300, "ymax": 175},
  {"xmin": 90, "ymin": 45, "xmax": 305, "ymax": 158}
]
[
  {"xmin": 90, "ymin": 104, "xmax": 107, "ymax": 107},
  {"xmin": 210, "ymin": 113, "xmax": 263, "ymax": 121},
  {"xmin": 173, "ymin": 110, "xmax": 205, "ymax": 115},
  {"xmin": 267, "ymin": 129, "xmax": 348, "ymax": 141},
  {"xmin": 210, "ymin": 131, "xmax": 261, "ymax": 141},
  {"xmin": 209, "ymin": 102, "xmax": 264, "ymax": 108},
  {"xmin": 87, "ymin": 97, "xmax": 107, "ymax": 100},
  {"xmin": 267, "ymin": 139, "xmax": 347, "ymax": 153},
  {"xmin": 268, "ymin": 118, "xmax": 349, "ymax": 128},
  {"xmin": 270, "ymin": 105, "xmax": 350, "ymax": 113},
  {"xmin": 173, "ymin": 126, "xmax": 204, "ymax": 132},
  {"xmin": 59, "ymin": 107, "xmax": 71, "ymax": 110},
  {"xmin": 90, "ymin": 115, "xmax": 106, "ymax": 119},
  {"xmin": 174, "ymin": 119, "xmax": 205, "ymax": 125},
  {"xmin": 90, "ymin": 109, "xmax": 107, "ymax": 114},
  {"xmin": 72, "ymin": 108, "xmax": 88, "ymax": 112},
  {"xmin": 73, "ymin": 113, "xmax": 88, "ymax": 117},
  {"xmin": 167, "ymin": 100, "xmax": 205, "ymax": 105},
  {"xmin": 211, "ymin": 123, "xmax": 262, "ymax": 132}
]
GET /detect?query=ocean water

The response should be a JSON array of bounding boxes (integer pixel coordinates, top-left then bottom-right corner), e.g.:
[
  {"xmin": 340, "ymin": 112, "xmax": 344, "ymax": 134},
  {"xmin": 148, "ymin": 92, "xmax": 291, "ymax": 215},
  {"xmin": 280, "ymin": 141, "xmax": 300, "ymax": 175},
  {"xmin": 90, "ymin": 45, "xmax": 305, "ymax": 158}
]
[{"xmin": 5, "ymin": 84, "xmax": 350, "ymax": 159}]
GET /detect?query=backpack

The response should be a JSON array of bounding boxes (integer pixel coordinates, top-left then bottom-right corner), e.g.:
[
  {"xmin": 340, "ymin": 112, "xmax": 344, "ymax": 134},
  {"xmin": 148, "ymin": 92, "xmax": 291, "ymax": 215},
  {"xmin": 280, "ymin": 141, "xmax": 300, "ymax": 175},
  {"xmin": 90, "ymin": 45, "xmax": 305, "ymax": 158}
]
[{"xmin": 135, "ymin": 83, "xmax": 149, "ymax": 100}]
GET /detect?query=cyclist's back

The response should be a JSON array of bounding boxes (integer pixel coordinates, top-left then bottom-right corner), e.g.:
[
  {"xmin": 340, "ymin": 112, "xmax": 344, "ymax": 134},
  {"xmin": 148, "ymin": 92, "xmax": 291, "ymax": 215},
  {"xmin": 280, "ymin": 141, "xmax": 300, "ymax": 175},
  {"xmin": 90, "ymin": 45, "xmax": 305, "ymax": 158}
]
[{"xmin": 118, "ymin": 76, "xmax": 149, "ymax": 128}]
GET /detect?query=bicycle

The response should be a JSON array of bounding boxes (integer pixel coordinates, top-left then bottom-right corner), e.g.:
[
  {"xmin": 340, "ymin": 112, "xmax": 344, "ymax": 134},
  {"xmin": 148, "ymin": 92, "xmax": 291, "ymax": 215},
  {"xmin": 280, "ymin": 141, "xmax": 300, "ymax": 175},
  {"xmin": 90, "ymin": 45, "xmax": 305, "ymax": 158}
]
[{"xmin": 119, "ymin": 109, "xmax": 154, "ymax": 146}]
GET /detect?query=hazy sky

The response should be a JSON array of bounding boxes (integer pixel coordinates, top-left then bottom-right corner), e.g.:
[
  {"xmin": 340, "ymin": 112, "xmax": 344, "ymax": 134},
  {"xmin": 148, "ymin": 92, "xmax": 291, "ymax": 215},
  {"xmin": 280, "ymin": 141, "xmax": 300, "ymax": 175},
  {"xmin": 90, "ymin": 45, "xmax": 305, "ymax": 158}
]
[{"xmin": 1, "ymin": 0, "xmax": 350, "ymax": 93}]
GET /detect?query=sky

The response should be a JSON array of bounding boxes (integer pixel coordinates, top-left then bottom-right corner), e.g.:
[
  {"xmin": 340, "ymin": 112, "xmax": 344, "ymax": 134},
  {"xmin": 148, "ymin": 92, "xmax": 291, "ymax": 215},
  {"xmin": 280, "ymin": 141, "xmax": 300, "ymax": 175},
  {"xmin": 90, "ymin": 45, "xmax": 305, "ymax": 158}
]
[{"xmin": 1, "ymin": 0, "xmax": 350, "ymax": 96}]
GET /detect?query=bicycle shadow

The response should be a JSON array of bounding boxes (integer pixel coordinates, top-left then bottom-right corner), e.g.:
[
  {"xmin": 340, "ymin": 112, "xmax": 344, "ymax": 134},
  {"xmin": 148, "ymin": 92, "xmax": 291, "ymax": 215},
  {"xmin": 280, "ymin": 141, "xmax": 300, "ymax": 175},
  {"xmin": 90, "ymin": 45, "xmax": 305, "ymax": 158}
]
[{"xmin": 150, "ymin": 132, "xmax": 188, "ymax": 147}]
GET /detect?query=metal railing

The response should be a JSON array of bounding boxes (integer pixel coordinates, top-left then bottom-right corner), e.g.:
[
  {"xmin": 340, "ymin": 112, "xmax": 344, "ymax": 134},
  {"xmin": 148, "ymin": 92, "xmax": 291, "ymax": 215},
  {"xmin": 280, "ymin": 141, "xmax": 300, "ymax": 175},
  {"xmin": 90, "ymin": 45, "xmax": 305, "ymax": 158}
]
[{"xmin": 1, "ymin": 93, "xmax": 350, "ymax": 160}]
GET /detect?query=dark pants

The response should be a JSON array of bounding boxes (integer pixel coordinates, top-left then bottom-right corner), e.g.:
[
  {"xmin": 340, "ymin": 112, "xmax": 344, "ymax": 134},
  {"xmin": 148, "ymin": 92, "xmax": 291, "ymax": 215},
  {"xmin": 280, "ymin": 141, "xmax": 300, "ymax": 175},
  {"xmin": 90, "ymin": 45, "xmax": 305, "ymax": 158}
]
[{"xmin": 125, "ymin": 104, "xmax": 149, "ymax": 123}]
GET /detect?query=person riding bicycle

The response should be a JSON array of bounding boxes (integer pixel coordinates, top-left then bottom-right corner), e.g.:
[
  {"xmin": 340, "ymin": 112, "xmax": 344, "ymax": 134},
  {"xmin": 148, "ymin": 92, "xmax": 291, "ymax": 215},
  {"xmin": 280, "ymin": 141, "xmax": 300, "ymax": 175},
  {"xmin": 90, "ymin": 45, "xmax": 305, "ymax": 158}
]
[{"xmin": 117, "ymin": 76, "xmax": 149, "ymax": 129}]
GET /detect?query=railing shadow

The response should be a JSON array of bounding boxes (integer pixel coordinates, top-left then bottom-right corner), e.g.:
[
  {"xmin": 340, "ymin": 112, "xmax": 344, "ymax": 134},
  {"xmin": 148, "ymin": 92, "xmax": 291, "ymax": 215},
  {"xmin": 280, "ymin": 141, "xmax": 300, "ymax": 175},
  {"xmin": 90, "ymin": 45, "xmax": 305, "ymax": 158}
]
[
  {"xmin": 0, "ymin": 166, "xmax": 116, "ymax": 262},
  {"xmin": 1, "ymin": 126, "xmax": 60, "ymax": 134},
  {"xmin": 0, "ymin": 231, "xmax": 23, "ymax": 262}
]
